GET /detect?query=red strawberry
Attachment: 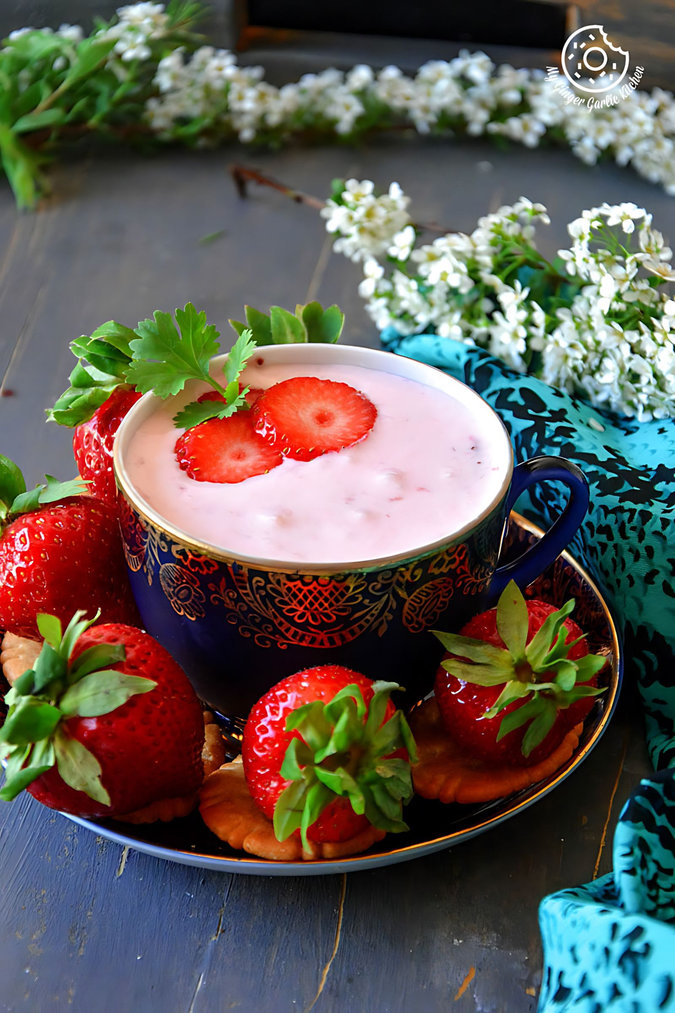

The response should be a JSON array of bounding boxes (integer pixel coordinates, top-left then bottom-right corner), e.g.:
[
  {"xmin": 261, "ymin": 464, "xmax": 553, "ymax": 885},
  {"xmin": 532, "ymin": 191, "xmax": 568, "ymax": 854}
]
[
  {"xmin": 433, "ymin": 580, "xmax": 606, "ymax": 767},
  {"xmin": 242, "ymin": 665, "xmax": 417, "ymax": 848},
  {"xmin": 253, "ymin": 377, "xmax": 377, "ymax": 461},
  {"xmin": 0, "ymin": 457, "xmax": 140, "ymax": 640},
  {"xmin": 174, "ymin": 412, "xmax": 283, "ymax": 483},
  {"xmin": 72, "ymin": 387, "xmax": 142, "ymax": 506},
  {"xmin": 0, "ymin": 612, "xmax": 205, "ymax": 819}
]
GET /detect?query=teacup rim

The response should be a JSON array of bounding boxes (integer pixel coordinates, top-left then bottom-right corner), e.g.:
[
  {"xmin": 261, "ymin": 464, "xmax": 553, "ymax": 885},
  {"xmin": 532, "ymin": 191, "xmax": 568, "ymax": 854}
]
[{"xmin": 113, "ymin": 342, "xmax": 515, "ymax": 572}]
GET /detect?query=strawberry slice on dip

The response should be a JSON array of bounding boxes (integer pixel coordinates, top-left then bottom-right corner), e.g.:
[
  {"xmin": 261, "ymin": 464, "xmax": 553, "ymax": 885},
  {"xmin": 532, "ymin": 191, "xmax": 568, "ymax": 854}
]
[
  {"xmin": 174, "ymin": 412, "xmax": 283, "ymax": 483},
  {"xmin": 200, "ymin": 666, "xmax": 417, "ymax": 860},
  {"xmin": 253, "ymin": 377, "xmax": 378, "ymax": 461}
]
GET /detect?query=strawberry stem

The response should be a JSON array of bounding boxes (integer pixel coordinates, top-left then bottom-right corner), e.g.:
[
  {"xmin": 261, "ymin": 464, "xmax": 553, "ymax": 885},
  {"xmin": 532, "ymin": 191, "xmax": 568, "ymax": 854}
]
[
  {"xmin": 273, "ymin": 681, "xmax": 417, "ymax": 849},
  {"xmin": 0, "ymin": 611, "xmax": 155, "ymax": 804},
  {"xmin": 435, "ymin": 580, "xmax": 607, "ymax": 757}
]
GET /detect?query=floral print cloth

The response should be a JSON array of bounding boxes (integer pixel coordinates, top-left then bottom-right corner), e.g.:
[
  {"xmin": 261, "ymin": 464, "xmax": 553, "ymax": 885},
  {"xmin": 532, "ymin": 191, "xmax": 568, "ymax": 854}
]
[{"xmin": 382, "ymin": 329, "xmax": 675, "ymax": 1011}]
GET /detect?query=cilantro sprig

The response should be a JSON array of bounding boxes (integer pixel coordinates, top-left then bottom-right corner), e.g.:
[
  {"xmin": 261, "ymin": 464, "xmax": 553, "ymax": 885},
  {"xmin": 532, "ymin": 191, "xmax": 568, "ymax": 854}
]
[
  {"xmin": 126, "ymin": 304, "xmax": 257, "ymax": 429},
  {"xmin": 49, "ymin": 301, "xmax": 345, "ymax": 432}
]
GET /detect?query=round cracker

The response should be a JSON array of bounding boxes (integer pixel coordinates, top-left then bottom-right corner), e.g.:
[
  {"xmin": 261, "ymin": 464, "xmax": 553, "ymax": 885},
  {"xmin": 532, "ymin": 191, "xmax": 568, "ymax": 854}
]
[
  {"xmin": 1, "ymin": 632, "xmax": 41, "ymax": 686},
  {"xmin": 410, "ymin": 697, "xmax": 582, "ymax": 804},
  {"xmin": 199, "ymin": 758, "xmax": 386, "ymax": 861}
]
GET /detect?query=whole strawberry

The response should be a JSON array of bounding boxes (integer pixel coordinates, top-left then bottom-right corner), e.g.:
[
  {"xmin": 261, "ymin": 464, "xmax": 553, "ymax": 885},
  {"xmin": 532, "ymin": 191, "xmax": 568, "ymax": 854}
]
[
  {"xmin": 72, "ymin": 387, "xmax": 141, "ymax": 505},
  {"xmin": 434, "ymin": 580, "xmax": 606, "ymax": 767},
  {"xmin": 0, "ymin": 612, "xmax": 205, "ymax": 819},
  {"xmin": 242, "ymin": 666, "xmax": 417, "ymax": 848},
  {"xmin": 0, "ymin": 455, "xmax": 140, "ymax": 639}
]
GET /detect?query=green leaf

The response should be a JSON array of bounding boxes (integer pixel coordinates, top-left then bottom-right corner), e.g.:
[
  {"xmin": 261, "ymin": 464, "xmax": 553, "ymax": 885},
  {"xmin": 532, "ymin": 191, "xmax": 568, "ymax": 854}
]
[
  {"xmin": 364, "ymin": 681, "xmax": 400, "ymax": 739},
  {"xmin": 69, "ymin": 643, "xmax": 126, "ymax": 680},
  {"xmin": 222, "ymin": 328, "xmax": 256, "ymax": 386},
  {"xmin": 13, "ymin": 108, "xmax": 66, "ymax": 134},
  {"xmin": 60, "ymin": 610, "xmax": 99, "ymax": 662},
  {"xmin": 228, "ymin": 319, "xmax": 248, "ymax": 339},
  {"xmin": 434, "ymin": 630, "xmax": 514, "ymax": 669},
  {"xmin": 273, "ymin": 779, "xmax": 308, "ymax": 841},
  {"xmin": 48, "ymin": 322, "xmax": 138, "ymax": 426},
  {"xmin": 483, "ymin": 679, "xmax": 532, "ymax": 718},
  {"xmin": 300, "ymin": 781, "xmax": 334, "ymax": 848},
  {"xmin": 521, "ymin": 700, "xmax": 558, "ymax": 757},
  {"xmin": 31, "ymin": 642, "xmax": 67, "ymax": 694},
  {"xmin": 554, "ymin": 661, "xmax": 578, "ymax": 693},
  {"xmin": 328, "ymin": 178, "xmax": 347, "ymax": 203},
  {"xmin": 172, "ymin": 395, "xmax": 246, "ymax": 430},
  {"xmin": 286, "ymin": 701, "xmax": 332, "ymax": 754},
  {"xmin": 244, "ymin": 305, "xmax": 273, "ymax": 344},
  {"xmin": 496, "ymin": 696, "xmax": 543, "ymax": 743},
  {"xmin": 0, "ymin": 748, "xmax": 52, "ymax": 801},
  {"xmin": 10, "ymin": 474, "xmax": 88, "ymax": 516},
  {"xmin": 36, "ymin": 613, "xmax": 63, "ymax": 649},
  {"xmin": 573, "ymin": 654, "xmax": 607, "ymax": 683},
  {"xmin": 127, "ymin": 303, "xmax": 221, "ymax": 398},
  {"xmin": 278, "ymin": 737, "xmax": 312, "ymax": 782},
  {"xmin": 440, "ymin": 658, "xmax": 517, "ymax": 687},
  {"xmin": 325, "ymin": 683, "xmax": 368, "ymax": 723},
  {"xmin": 369, "ymin": 780, "xmax": 404, "ymax": 822},
  {"xmin": 0, "ymin": 454, "xmax": 26, "ymax": 519},
  {"xmin": 495, "ymin": 580, "xmax": 529, "ymax": 658},
  {"xmin": 59, "ymin": 671, "xmax": 156, "ymax": 718},
  {"xmin": 59, "ymin": 36, "xmax": 116, "ymax": 89},
  {"xmin": 0, "ymin": 121, "xmax": 46, "ymax": 210},
  {"xmin": 525, "ymin": 599, "xmax": 575, "ymax": 670},
  {"xmin": 298, "ymin": 302, "xmax": 344, "ymax": 343},
  {"xmin": 53, "ymin": 727, "xmax": 110, "ymax": 806},
  {"xmin": 0, "ymin": 698, "xmax": 62, "ymax": 745},
  {"xmin": 10, "ymin": 670, "xmax": 35, "ymax": 697},
  {"xmin": 269, "ymin": 306, "xmax": 307, "ymax": 344}
]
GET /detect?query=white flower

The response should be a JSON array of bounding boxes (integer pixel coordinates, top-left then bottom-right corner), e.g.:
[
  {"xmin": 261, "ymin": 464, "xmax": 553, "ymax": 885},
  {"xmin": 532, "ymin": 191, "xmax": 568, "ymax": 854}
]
[
  {"xmin": 58, "ymin": 24, "xmax": 84, "ymax": 43},
  {"xmin": 600, "ymin": 202, "xmax": 650, "ymax": 234},
  {"xmin": 387, "ymin": 225, "xmax": 416, "ymax": 261}
]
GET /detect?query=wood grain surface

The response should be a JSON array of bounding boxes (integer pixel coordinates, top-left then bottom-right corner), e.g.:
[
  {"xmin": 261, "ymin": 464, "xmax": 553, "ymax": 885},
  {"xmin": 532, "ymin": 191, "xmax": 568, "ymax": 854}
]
[{"xmin": 0, "ymin": 5, "xmax": 672, "ymax": 1010}]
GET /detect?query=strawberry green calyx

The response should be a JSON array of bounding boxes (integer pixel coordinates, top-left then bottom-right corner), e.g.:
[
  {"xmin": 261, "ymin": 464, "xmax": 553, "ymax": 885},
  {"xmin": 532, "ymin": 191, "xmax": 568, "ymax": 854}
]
[
  {"xmin": 0, "ymin": 455, "xmax": 87, "ymax": 529},
  {"xmin": 0, "ymin": 611, "xmax": 155, "ymax": 805},
  {"xmin": 434, "ymin": 580, "xmax": 607, "ymax": 758},
  {"xmin": 48, "ymin": 321, "xmax": 138, "ymax": 427},
  {"xmin": 273, "ymin": 681, "xmax": 418, "ymax": 849},
  {"xmin": 229, "ymin": 301, "xmax": 345, "ymax": 346}
]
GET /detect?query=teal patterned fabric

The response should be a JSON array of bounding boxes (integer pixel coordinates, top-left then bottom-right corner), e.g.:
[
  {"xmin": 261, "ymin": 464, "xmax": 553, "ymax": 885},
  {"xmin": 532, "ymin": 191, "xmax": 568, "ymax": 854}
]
[{"xmin": 381, "ymin": 330, "xmax": 675, "ymax": 1011}]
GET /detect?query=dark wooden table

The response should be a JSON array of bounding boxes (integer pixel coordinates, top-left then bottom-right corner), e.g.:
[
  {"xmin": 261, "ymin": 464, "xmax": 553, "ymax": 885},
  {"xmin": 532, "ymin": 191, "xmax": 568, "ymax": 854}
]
[{"xmin": 0, "ymin": 97, "xmax": 672, "ymax": 1010}]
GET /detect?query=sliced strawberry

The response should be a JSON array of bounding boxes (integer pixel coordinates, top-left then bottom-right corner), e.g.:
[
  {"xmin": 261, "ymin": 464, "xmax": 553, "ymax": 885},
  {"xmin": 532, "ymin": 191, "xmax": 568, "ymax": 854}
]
[
  {"xmin": 253, "ymin": 377, "xmax": 377, "ymax": 461},
  {"xmin": 174, "ymin": 412, "xmax": 283, "ymax": 484}
]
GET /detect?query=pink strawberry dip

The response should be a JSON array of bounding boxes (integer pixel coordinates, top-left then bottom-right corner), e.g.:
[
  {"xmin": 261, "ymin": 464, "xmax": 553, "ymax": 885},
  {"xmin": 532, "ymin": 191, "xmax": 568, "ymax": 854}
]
[{"xmin": 119, "ymin": 355, "xmax": 509, "ymax": 565}]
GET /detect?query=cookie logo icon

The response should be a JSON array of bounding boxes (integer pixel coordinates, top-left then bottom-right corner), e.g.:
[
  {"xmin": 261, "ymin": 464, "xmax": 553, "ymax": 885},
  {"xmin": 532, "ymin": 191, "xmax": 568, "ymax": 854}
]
[{"xmin": 562, "ymin": 25, "xmax": 630, "ymax": 94}]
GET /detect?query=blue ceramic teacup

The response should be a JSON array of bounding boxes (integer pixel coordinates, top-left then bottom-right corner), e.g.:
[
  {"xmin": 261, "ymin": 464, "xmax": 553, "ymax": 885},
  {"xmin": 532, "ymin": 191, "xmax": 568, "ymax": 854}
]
[{"xmin": 113, "ymin": 343, "xmax": 588, "ymax": 719}]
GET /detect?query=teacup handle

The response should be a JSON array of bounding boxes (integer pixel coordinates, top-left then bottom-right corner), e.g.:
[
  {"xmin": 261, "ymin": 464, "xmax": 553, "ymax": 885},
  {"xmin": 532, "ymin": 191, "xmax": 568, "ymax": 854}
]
[{"xmin": 490, "ymin": 456, "xmax": 589, "ymax": 597}]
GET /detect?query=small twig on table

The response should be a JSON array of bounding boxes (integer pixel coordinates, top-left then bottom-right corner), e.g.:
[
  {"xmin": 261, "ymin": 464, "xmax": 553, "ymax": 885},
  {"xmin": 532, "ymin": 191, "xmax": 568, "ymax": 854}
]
[
  {"xmin": 230, "ymin": 164, "xmax": 326, "ymax": 210},
  {"xmin": 229, "ymin": 163, "xmax": 448, "ymax": 233}
]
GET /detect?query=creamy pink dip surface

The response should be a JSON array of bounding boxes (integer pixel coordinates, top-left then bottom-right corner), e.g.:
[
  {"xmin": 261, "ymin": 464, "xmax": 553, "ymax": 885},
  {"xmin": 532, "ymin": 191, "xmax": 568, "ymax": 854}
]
[{"xmin": 122, "ymin": 361, "xmax": 507, "ymax": 564}]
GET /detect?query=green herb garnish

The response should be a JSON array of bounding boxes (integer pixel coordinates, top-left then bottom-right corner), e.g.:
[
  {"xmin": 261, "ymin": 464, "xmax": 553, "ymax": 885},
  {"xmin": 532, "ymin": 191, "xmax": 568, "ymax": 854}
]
[{"xmin": 49, "ymin": 301, "xmax": 345, "ymax": 432}]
